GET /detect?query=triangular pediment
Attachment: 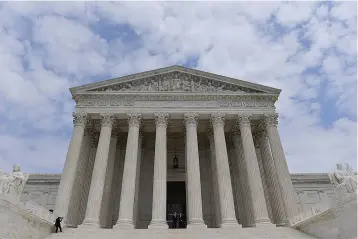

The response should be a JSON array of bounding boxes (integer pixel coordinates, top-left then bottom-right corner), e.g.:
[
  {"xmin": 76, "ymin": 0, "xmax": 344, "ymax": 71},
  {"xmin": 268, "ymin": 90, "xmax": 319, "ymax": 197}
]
[{"xmin": 70, "ymin": 66, "xmax": 281, "ymax": 95}]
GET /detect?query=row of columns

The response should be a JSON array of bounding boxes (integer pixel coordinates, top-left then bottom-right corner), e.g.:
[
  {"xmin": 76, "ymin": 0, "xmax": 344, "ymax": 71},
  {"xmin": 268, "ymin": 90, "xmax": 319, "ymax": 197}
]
[{"xmin": 54, "ymin": 111, "xmax": 297, "ymax": 229}]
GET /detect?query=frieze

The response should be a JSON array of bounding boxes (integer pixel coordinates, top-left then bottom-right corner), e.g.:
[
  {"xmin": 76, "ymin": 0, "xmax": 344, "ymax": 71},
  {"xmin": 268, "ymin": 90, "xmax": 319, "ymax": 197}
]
[
  {"xmin": 87, "ymin": 71, "xmax": 262, "ymax": 93},
  {"xmin": 77, "ymin": 100, "xmax": 274, "ymax": 108},
  {"xmin": 75, "ymin": 94, "xmax": 276, "ymax": 109}
]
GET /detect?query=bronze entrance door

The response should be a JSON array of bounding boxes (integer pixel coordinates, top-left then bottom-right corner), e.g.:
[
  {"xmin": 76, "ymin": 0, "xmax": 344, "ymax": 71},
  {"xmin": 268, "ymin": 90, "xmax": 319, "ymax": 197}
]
[{"xmin": 166, "ymin": 181, "xmax": 187, "ymax": 228}]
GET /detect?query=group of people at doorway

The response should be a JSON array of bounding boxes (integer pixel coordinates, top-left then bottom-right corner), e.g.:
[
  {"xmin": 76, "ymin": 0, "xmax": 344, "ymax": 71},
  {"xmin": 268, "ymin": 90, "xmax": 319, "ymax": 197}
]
[{"xmin": 171, "ymin": 212, "xmax": 186, "ymax": 229}]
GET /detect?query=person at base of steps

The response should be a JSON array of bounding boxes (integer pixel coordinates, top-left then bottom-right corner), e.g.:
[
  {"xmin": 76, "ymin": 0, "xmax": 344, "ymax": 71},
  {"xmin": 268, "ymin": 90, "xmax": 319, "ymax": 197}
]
[{"xmin": 55, "ymin": 217, "xmax": 63, "ymax": 233}]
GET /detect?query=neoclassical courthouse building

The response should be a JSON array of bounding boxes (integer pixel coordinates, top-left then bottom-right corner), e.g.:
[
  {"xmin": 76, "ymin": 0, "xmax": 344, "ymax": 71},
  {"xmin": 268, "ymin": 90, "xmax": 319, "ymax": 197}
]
[{"xmin": 21, "ymin": 66, "xmax": 336, "ymax": 230}]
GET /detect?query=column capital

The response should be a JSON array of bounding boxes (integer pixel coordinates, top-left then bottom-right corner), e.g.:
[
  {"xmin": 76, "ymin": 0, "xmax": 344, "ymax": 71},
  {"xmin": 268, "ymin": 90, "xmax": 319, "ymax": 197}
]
[
  {"xmin": 91, "ymin": 133, "xmax": 100, "ymax": 148},
  {"xmin": 226, "ymin": 133, "xmax": 234, "ymax": 149},
  {"xmin": 256, "ymin": 128, "xmax": 269, "ymax": 140},
  {"xmin": 127, "ymin": 113, "xmax": 142, "ymax": 127},
  {"xmin": 263, "ymin": 113, "xmax": 279, "ymax": 127},
  {"xmin": 210, "ymin": 113, "xmax": 225, "ymax": 127},
  {"xmin": 232, "ymin": 126, "xmax": 241, "ymax": 136},
  {"xmin": 154, "ymin": 112, "xmax": 169, "ymax": 127},
  {"xmin": 112, "ymin": 127, "xmax": 121, "ymax": 138},
  {"xmin": 206, "ymin": 127, "xmax": 214, "ymax": 139},
  {"xmin": 237, "ymin": 114, "xmax": 252, "ymax": 127},
  {"xmin": 73, "ymin": 112, "xmax": 89, "ymax": 127},
  {"xmin": 184, "ymin": 112, "xmax": 199, "ymax": 126},
  {"xmin": 100, "ymin": 113, "xmax": 116, "ymax": 127},
  {"xmin": 252, "ymin": 131, "xmax": 261, "ymax": 148},
  {"xmin": 84, "ymin": 121, "xmax": 95, "ymax": 137},
  {"xmin": 139, "ymin": 129, "xmax": 144, "ymax": 140}
]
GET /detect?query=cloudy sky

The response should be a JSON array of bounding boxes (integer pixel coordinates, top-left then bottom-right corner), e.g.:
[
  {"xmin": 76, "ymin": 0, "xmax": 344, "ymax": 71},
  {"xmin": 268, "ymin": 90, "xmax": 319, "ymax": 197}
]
[{"xmin": 0, "ymin": 1, "xmax": 356, "ymax": 174}]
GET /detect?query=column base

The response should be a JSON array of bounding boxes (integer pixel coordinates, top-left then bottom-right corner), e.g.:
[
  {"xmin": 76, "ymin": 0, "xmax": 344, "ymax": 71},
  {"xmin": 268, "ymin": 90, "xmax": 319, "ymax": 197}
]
[
  {"xmin": 254, "ymin": 218, "xmax": 275, "ymax": 228},
  {"xmin": 148, "ymin": 219, "xmax": 169, "ymax": 229},
  {"xmin": 63, "ymin": 222, "xmax": 77, "ymax": 228},
  {"xmin": 187, "ymin": 218, "xmax": 207, "ymax": 229},
  {"xmin": 276, "ymin": 221, "xmax": 288, "ymax": 227},
  {"xmin": 220, "ymin": 218, "xmax": 241, "ymax": 228},
  {"xmin": 113, "ymin": 219, "xmax": 135, "ymax": 229},
  {"xmin": 79, "ymin": 218, "xmax": 101, "ymax": 228},
  {"xmin": 243, "ymin": 224, "xmax": 255, "ymax": 228}
]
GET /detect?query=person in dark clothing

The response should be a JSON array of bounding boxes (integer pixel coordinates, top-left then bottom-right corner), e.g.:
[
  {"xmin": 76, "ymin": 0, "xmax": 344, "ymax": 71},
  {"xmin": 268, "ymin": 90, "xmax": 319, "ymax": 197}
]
[
  {"xmin": 172, "ymin": 212, "xmax": 177, "ymax": 229},
  {"xmin": 178, "ymin": 213, "xmax": 185, "ymax": 228},
  {"xmin": 55, "ymin": 217, "xmax": 63, "ymax": 233}
]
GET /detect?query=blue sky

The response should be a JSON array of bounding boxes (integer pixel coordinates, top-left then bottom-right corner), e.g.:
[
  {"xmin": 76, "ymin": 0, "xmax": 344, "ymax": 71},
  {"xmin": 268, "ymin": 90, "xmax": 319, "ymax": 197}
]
[{"xmin": 0, "ymin": 2, "xmax": 356, "ymax": 174}]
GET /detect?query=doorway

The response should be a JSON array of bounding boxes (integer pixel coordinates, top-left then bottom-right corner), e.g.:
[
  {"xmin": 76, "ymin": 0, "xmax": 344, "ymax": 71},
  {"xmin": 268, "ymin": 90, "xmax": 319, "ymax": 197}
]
[{"xmin": 167, "ymin": 181, "xmax": 187, "ymax": 229}]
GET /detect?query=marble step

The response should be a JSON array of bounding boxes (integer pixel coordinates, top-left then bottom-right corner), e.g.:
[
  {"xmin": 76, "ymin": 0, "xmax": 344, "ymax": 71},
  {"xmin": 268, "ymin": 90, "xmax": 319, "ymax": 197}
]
[{"xmin": 45, "ymin": 227, "xmax": 317, "ymax": 239}]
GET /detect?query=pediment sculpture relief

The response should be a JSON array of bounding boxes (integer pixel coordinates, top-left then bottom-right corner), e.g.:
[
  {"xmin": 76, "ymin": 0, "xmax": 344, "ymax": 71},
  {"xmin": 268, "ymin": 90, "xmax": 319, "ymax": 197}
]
[
  {"xmin": 90, "ymin": 72, "xmax": 261, "ymax": 93},
  {"xmin": 329, "ymin": 163, "xmax": 357, "ymax": 198},
  {"xmin": 0, "ymin": 164, "xmax": 29, "ymax": 199}
]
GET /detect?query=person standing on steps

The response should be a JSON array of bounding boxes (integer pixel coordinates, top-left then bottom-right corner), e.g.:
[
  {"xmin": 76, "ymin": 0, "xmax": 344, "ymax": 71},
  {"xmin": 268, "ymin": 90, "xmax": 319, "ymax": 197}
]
[
  {"xmin": 172, "ymin": 212, "xmax": 177, "ymax": 228},
  {"xmin": 55, "ymin": 216, "xmax": 63, "ymax": 233},
  {"xmin": 178, "ymin": 212, "xmax": 185, "ymax": 228}
]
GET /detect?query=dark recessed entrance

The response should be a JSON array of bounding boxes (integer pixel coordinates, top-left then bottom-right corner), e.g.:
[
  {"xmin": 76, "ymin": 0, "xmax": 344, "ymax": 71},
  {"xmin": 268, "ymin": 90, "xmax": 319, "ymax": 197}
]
[{"xmin": 167, "ymin": 181, "xmax": 187, "ymax": 229}]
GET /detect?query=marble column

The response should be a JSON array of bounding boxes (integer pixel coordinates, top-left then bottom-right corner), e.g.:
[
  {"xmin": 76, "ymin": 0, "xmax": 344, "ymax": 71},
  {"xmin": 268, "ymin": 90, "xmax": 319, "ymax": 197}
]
[
  {"xmin": 82, "ymin": 113, "xmax": 116, "ymax": 227},
  {"xmin": 100, "ymin": 127, "xmax": 120, "ymax": 228},
  {"xmin": 54, "ymin": 112, "xmax": 88, "ymax": 226},
  {"xmin": 232, "ymin": 129, "xmax": 255, "ymax": 227},
  {"xmin": 184, "ymin": 113, "xmax": 206, "ymax": 228},
  {"xmin": 263, "ymin": 114, "xmax": 298, "ymax": 222},
  {"xmin": 78, "ymin": 131, "xmax": 98, "ymax": 225},
  {"xmin": 227, "ymin": 133, "xmax": 245, "ymax": 226},
  {"xmin": 133, "ymin": 130, "xmax": 143, "ymax": 228},
  {"xmin": 237, "ymin": 114, "xmax": 272, "ymax": 226},
  {"xmin": 207, "ymin": 129, "xmax": 221, "ymax": 228},
  {"xmin": 210, "ymin": 113, "xmax": 239, "ymax": 228},
  {"xmin": 115, "ymin": 113, "xmax": 142, "ymax": 229},
  {"xmin": 254, "ymin": 140, "xmax": 274, "ymax": 223},
  {"xmin": 149, "ymin": 113, "xmax": 169, "ymax": 229},
  {"xmin": 67, "ymin": 125, "xmax": 94, "ymax": 227},
  {"xmin": 256, "ymin": 129, "xmax": 287, "ymax": 226}
]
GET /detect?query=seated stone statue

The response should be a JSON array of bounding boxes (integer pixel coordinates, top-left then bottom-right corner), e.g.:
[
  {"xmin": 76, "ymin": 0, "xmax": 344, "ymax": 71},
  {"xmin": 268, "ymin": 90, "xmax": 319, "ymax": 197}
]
[
  {"xmin": 329, "ymin": 163, "xmax": 357, "ymax": 198},
  {"xmin": 0, "ymin": 164, "xmax": 29, "ymax": 199}
]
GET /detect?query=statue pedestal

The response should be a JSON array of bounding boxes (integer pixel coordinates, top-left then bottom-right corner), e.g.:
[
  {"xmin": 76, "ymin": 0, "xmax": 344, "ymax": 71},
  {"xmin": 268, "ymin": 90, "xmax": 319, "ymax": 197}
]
[
  {"xmin": 291, "ymin": 193, "xmax": 357, "ymax": 239},
  {"xmin": 0, "ymin": 193, "xmax": 55, "ymax": 239}
]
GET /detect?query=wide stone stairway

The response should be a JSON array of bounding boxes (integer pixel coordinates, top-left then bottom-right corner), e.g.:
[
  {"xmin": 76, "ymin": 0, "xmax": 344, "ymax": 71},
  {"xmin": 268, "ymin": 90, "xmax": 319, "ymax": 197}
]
[{"xmin": 47, "ymin": 227, "xmax": 317, "ymax": 239}]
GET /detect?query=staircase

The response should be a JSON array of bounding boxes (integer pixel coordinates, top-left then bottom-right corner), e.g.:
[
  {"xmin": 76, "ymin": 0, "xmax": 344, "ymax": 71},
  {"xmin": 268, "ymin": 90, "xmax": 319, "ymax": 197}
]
[{"xmin": 46, "ymin": 227, "xmax": 317, "ymax": 239}]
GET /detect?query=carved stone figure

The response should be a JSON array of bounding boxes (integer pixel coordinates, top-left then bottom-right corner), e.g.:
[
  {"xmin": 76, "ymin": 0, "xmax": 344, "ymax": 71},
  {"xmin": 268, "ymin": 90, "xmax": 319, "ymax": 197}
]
[
  {"xmin": 0, "ymin": 168, "xmax": 9, "ymax": 194},
  {"xmin": 181, "ymin": 80, "xmax": 191, "ymax": 91},
  {"xmin": 4, "ymin": 164, "xmax": 29, "ymax": 199},
  {"xmin": 329, "ymin": 163, "xmax": 357, "ymax": 197},
  {"xmin": 148, "ymin": 80, "xmax": 158, "ymax": 91}
]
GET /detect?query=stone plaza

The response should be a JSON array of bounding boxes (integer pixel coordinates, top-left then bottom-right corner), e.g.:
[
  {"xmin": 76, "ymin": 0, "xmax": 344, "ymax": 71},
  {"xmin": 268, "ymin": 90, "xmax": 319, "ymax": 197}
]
[{"xmin": 5, "ymin": 66, "xmax": 356, "ymax": 238}]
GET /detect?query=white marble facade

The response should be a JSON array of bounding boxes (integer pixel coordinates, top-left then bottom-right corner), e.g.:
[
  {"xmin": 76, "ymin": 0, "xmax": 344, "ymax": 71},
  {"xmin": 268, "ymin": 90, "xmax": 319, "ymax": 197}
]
[{"xmin": 21, "ymin": 66, "xmax": 335, "ymax": 231}]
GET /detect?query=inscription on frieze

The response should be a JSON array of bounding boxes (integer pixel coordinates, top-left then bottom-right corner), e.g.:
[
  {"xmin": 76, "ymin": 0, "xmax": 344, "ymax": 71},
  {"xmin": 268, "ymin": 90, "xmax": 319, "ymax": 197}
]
[{"xmin": 76, "ymin": 98, "xmax": 275, "ymax": 108}]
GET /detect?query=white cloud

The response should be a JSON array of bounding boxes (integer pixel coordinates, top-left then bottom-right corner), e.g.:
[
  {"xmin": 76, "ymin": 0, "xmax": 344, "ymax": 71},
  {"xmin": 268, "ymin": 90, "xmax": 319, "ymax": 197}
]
[{"xmin": 0, "ymin": 2, "xmax": 356, "ymax": 174}]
